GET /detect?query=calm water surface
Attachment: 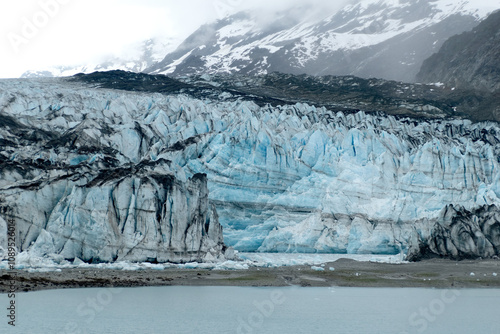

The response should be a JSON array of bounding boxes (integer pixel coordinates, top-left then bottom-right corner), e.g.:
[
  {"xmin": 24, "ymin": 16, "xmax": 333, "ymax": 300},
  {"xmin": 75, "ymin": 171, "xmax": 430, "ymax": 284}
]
[{"xmin": 2, "ymin": 286, "xmax": 499, "ymax": 333}]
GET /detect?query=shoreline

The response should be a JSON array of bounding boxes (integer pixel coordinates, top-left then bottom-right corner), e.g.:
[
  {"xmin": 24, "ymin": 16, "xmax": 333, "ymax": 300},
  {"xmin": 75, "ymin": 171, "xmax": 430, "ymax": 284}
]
[{"xmin": 1, "ymin": 258, "xmax": 500, "ymax": 293}]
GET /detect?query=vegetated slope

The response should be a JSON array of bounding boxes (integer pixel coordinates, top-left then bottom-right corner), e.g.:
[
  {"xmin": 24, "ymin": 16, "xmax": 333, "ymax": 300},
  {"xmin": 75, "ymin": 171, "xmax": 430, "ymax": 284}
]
[{"xmin": 181, "ymin": 72, "xmax": 500, "ymax": 122}]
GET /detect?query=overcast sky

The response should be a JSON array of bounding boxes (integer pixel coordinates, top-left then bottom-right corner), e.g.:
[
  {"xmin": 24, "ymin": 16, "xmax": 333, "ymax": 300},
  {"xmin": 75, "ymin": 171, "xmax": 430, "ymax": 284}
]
[{"xmin": 0, "ymin": 0, "xmax": 349, "ymax": 78}]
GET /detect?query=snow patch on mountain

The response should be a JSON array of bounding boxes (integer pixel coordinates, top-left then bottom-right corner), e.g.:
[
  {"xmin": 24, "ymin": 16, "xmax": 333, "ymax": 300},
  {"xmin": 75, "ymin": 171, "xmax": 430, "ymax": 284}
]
[
  {"xmin": 432, "ymin": 0, "xmax": 500, "ymax": 18},
  {"xmin": 148, "ymin": 0, "xmax": 500, "ymax": 81}
]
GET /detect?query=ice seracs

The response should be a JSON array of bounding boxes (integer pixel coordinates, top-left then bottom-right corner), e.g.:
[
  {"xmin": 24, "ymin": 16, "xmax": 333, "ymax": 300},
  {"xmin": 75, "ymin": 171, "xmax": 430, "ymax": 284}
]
[{"xmin": 1, "ymin": 75, "xmax": 500, "ymax": 262}]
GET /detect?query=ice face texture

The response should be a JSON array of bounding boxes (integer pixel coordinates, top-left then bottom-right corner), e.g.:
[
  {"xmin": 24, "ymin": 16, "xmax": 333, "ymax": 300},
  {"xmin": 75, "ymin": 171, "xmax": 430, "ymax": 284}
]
[
  {"xmin": 1, "ymin": 77, "xmax": 499, "ymax": 261},
  {"xmin": 1, "ymin": 166, "xmax": 226, "ymax": 263}
]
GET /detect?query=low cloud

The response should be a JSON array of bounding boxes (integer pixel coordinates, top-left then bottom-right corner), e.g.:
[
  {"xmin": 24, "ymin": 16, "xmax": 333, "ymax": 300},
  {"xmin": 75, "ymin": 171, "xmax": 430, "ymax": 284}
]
[
  {"xmin": 237, "ymin": 0, "xmax": 352, "ymax": 19},
  {"xmin": 213, "ymin": 0, "xmax": 354, "ymax": 34},
  {"xmin": 0, "ymin": 0, "xmax": 355, "ymax": 78}
]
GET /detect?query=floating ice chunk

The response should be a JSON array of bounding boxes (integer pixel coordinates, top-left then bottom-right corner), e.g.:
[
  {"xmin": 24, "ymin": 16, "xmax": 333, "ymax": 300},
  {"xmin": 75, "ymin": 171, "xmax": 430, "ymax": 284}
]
[
  {"xmin": 493, "ymin": 273, "xmax": 498, "ymax": 277},
  {"xmin": 329, "ymin": 267, "xmax": 335, "ymax": 271},
  {"xmin": 238, "ymin": 253, "xmax": 403, "ymax": 266},
  {"xmin": 214, "ymin": 261, "xmax": 249, "ymax": 270},
  {"xmin": 26, "ymin": 268, "xmax": 62, "ymax": 273},
  {"xmin": 470, "ymin": 272, "xmax": 475, "ymax": 276},
  {"xmin": 203, "ymin": 252, "xmax": 217, "ymax": 263},
  {"xmin": 311, "ymin": 266, "xmax": 324, "ymax": 271},
  {"xmin": 182, "ymin": 262, "xmax": 202, "ymax": 269}
]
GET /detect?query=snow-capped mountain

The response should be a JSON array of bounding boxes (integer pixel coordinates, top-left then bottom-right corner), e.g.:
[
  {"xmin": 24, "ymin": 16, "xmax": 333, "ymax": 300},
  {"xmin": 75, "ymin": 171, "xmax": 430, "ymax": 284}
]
[
  {"xmin": 147, "ymin": 0, "xmax": 500, "ymax": 82},
  {"xmin": 21, "ymin": 36, "xmax": 181, "ymax": 78},
  {"xmin": 1, "ymin": 71, "xmax": 499, "ymax": 262}
]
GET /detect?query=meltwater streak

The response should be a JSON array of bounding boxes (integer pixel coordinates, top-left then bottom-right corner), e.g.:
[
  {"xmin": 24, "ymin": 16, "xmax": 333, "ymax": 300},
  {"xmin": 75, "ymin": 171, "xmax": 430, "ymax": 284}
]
[{"xmin": 2, "ymin": 286, "xmax": 499, "ymax": 334}]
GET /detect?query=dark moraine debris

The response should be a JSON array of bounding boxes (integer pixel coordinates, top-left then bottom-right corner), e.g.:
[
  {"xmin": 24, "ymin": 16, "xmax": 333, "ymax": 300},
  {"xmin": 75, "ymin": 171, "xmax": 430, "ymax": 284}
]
[{"xmin": 408, "ymin": 204, "xmax": 500, "ymax": 261}]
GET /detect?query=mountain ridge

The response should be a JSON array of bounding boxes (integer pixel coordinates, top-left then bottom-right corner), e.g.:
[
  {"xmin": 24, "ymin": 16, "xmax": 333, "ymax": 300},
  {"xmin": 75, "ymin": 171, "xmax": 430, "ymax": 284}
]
[
  {"xmin": 18, "ymin": 0, "xmax": 500, "ymax": 82},
  {"xmin": 70, "ymin": 70, "xmax": 500, "ymax": 122},
  {"xmin": 146, "ymin": 0, "xmax": 500, "ymax": 82},
  {"xmin": 20, "ymin": 36, "xmax": 181, "ymax": 79},
  {"xmin": 417, "ymin": 9, "xmax": 500, "ymax": 92}
]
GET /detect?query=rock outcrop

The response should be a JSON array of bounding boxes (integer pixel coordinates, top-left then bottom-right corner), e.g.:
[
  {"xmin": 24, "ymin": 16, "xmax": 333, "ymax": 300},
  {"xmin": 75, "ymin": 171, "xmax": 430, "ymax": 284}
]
[
  {"xmin": 417, "ymin": 10, "xmax": 500, "ymax": 93},
  {"xmin": 407, "ymin": 205, "xmax": 500, "ymax": 261},
  {"xmin": 147, "ymin": 0, "xmax": 496, "ymax": 83}
]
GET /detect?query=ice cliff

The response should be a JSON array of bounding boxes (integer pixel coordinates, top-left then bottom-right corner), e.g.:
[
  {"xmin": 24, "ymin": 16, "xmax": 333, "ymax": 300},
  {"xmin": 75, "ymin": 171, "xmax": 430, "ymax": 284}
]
[
  {"xmin": 1, "ymin": 75, "xmax": 500, "ymax": 261},
  {"xmin": 0, "ymin": 80, "xmax": 227, "ymax": 263},
  {"xmin": 1, "ymin": 170, "xmax": 226, "ymax": 263}
]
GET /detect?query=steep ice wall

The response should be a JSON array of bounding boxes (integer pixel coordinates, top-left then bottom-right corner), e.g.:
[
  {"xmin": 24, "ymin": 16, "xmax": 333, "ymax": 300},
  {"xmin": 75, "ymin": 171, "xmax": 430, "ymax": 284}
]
[
  {"xmin": 1, "ymin": 166, "xmax": 226, "ymax": 263},
  {"xmin": 0, "ymin": 80, "xmax": 228, "ymax": 262},
  {"xmin": 1, "ymin": 77, "xmax": 500, "ymax": 259}
]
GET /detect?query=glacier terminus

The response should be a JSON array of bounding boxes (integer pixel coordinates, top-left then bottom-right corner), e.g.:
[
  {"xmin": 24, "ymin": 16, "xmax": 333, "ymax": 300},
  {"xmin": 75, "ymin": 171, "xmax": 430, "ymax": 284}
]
[{"xmin": 1, "ymin": 73, "xmax": 500, "ymax": 263}]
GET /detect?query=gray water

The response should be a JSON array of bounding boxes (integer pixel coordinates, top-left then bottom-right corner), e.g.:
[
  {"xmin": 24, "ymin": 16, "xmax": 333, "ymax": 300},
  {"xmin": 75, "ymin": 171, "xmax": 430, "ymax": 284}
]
[{"xmin": 1, "ymin": 286, "xmax": 499, "ymax": 334}]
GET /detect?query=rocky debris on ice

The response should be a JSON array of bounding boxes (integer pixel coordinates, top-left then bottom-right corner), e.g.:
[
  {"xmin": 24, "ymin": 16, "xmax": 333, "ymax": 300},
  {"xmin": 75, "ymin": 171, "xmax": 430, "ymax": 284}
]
[{"xmin": 407, "ymin": 204, "xmax": 500, "ymax": 261}]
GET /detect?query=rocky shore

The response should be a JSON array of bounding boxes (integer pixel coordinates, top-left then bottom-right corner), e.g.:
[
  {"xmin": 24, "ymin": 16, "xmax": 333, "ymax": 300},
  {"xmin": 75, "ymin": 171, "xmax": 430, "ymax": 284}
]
[{"xmin": 1, "ymin": 258, "xmax": 499, "ymax": 293}]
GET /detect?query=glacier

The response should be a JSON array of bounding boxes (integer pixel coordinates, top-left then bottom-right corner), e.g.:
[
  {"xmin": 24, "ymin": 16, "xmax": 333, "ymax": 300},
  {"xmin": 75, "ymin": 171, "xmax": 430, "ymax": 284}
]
[{"xmin": 1, "ymin": 76, "xmax": 500, "ymax": 262}]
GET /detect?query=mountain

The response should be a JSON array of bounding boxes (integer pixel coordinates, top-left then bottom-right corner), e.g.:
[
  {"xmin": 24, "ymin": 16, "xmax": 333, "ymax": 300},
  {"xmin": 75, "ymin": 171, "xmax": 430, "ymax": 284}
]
[
  {"xmin": 146, "ymin": 0, "xmax": 500, "ymax": 82},
  {"xmin": 417, "ymin": 9, "xmax": 500, "ymax": 92},
  {"xmin": 1, "ymin": 71, "xmax": 500, "ymax": 262},
  {"xmin": 20, "ymin": 36, "xmax": 180, "ymax": 79}
]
